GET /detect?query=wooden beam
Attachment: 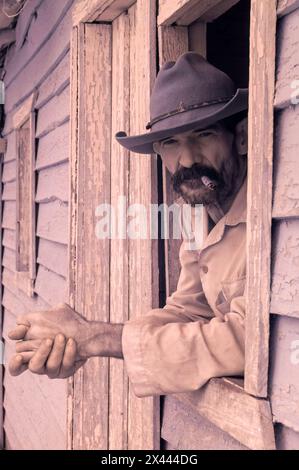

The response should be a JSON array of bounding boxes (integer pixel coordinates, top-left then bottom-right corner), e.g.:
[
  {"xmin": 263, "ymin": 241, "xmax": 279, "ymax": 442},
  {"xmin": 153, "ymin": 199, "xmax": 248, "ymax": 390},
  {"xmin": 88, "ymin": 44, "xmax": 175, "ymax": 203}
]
[
  {"xmin": 127, "ymin": 0, "xmax": 160, "ymax": 450},
  {"xmin": 12, "ymin": 91, "xmax": 37, "ymax": 129},
  {"xmin": 245, "ymin": 0, "xmax": 277, "ymax": 397},
  {"xmin": 72, "ymin": 0, "xmax": 136, "ymax": 26},
  {"xmin": 171, "ymin": 378, "xmax": 275, "ymax": 450},
  {"xmin": 158, "ymin": 0, "xmax": 239, "ymax": 26},
  {"xmin": 68, "ymin": 22, "xmax": 112, "ymax": 449}
]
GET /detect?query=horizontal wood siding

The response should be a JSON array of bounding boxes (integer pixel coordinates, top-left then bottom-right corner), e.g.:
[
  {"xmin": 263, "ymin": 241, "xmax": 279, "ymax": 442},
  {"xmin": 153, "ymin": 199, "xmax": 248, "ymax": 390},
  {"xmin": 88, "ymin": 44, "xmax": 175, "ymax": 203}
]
[
  {"xmin": 1, "ymin": 0, "xmax": 73, "ymax": 450},
  {"xmin": 269, "ymin": 2, "xmax": 299, "ymax": 442}
]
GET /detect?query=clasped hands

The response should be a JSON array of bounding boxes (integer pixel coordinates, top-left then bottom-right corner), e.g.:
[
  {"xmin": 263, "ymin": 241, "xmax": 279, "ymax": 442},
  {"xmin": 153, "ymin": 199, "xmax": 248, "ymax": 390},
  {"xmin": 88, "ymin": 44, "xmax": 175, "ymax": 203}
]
[{"xmin": 8, "ymin": 303, "xmax": 93, "ymax": 379}]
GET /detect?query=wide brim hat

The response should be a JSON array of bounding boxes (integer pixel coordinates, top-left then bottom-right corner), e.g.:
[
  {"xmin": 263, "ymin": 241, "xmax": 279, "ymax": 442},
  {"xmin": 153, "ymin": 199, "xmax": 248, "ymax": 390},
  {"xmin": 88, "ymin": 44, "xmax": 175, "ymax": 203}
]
[{"xmin": 115, "ymin": 52, "xmax": 248, "ymax": 155}]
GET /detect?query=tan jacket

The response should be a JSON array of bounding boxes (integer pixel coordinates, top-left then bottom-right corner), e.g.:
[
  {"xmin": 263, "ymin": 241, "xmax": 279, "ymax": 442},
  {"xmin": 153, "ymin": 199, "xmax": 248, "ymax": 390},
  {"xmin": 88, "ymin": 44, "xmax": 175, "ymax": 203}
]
[{"xmin": 122, "ymin": 177, "xmax": 247, "ymax": 397}]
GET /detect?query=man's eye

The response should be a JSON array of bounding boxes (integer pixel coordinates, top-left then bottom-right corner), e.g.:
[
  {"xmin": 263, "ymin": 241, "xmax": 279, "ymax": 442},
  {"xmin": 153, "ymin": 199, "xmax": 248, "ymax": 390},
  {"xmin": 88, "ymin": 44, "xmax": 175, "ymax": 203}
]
[
  {"xmin": 163, "ymin": 139, "xmax": 177, "ymax": 146},
  {"xmin": 195, "ymin": 131, "xmax": 213, "ymax": 138}
]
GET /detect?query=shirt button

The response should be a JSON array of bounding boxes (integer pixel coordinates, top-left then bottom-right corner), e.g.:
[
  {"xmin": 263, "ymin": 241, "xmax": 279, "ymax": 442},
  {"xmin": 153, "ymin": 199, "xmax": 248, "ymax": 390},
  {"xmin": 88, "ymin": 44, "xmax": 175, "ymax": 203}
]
[{"xmin": 201, "ymin": 265, "xmax": 208, "ymax": 274}]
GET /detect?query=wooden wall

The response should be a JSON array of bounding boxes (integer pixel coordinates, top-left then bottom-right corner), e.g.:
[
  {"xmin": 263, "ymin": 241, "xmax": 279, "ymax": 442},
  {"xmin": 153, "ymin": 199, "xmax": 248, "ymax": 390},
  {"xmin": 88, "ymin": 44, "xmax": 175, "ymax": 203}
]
[
  {"xmin": 269, "ymin": 0, "xmax": 299, "ymax": 449},
  {"xmin": 1, "ymin": 0, "xmax": 74, "ymax": 450}
]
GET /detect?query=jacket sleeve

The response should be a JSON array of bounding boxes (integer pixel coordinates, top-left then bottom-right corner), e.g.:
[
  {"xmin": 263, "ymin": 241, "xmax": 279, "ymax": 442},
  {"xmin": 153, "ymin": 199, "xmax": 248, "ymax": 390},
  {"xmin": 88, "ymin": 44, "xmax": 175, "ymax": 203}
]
[{"xmin": 121, "ymin": 240, "xmax": 245, "ymax": 397}]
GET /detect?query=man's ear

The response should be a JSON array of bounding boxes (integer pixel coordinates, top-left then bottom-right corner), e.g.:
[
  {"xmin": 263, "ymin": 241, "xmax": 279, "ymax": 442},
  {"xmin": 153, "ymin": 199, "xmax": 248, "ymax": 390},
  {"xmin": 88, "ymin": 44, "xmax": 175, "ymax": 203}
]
[{"xmin": 235, "ymin": 117, "xmax": 248, "ymax": 155}]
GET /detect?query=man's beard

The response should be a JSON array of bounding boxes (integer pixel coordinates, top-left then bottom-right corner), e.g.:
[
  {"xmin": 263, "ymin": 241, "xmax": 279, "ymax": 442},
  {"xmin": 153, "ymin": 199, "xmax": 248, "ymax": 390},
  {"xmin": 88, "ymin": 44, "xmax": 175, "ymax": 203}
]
[{"xmin": 172, "ymin": 157, "xmax": 238, "ymax": 207}]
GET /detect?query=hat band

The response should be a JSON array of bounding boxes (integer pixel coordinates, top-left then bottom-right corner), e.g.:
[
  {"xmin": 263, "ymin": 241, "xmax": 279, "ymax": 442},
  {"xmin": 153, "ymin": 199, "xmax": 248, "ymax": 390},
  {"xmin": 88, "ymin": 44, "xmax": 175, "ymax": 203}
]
[{"xmin": 145, "ymin": 95, "xmax": 234, "ymax": 130}]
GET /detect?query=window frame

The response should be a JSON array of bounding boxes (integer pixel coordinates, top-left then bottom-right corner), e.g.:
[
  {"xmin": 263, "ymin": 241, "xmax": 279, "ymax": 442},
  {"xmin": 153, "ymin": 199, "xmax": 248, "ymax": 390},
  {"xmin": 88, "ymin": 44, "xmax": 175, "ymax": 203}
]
[{"xmin": 158, "ymin": 0, "xmax": 276, "ymax": 449}]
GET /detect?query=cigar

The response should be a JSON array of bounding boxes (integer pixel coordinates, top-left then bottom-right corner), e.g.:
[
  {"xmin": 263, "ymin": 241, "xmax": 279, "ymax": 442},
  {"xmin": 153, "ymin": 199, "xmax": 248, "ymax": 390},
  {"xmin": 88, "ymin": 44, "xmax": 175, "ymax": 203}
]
[{"xmin": 201, "ymin": 175, "xmax": 217, "ymax": 190}]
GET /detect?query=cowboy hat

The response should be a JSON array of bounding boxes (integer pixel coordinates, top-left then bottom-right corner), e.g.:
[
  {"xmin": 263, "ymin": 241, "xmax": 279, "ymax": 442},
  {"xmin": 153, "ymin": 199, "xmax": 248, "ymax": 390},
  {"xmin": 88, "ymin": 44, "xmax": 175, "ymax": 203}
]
[{"xmin": 115, "ymin": 52, "xmax": 248, "ymax": 155}]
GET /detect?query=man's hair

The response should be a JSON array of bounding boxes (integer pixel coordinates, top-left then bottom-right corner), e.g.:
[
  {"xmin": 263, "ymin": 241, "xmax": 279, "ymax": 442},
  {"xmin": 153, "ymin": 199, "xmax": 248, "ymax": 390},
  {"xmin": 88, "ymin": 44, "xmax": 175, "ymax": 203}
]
[{"xmin": 218, "ymin": 110, "xmax": 248, "ymax": 134}]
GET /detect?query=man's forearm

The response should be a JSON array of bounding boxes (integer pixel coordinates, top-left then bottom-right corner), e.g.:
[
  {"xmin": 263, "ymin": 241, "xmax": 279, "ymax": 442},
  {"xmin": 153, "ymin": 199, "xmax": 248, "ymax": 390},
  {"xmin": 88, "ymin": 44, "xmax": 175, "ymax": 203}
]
[{"xmin": 82, "ymin": 321, "xmax": 124, "ymax": 360}]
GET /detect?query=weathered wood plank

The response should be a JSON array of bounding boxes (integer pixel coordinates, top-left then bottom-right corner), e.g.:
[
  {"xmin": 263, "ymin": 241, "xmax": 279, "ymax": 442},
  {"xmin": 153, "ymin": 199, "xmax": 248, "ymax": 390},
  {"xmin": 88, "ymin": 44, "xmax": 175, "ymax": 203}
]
[
  {"xmin": 36, "ymin": 51, "xmax": 70, "ymax": 110},
  {"xmin": 269, "ymin": 315, "xmax": 299, "ymax": 432},
  {"xmin": 6, "ymin": 0, "xmax": 73, "ymax": 87},
  {"xmin": 3, "ymin": 131, "xmax": 16, "ymax": 163},
  {"xmin": 35, "ymin": 121, "xmax": 69, "ymax": 171},
  {"xmin": 72, "ymin": 0, "xmax": 136, "ymax": 26},
  {"xmin": 12, "ymin": 92, "xmax": 36, "ymax": 129},
  {"xmin": 2, "ymin": 247, "xmax": 16, "ymax": 272},
  {"xmin": 2, "ymin": 201, "xmax": 16, "ymax": 230},
  {"xmin": 272, "ymin": 106, "xmax": 299, "ymax": 218},
  {"xmin": 14, "ymin": 0, "xmax": 43, "ymax": 51},
  {"xmin": 36, "ymin": 162, "xmax": 69, "ymax": 203},
  {"xmin": 158, "ymin": 0, "xmax": 239, "ymax": 26},
  {"xmin": 2, "ymin": 181, "xmax": 16, "ymax": 201},
  {"xmin": 157, "ymin": 26, "xmax": 188, "ymax": 296},
  {"xmin": 270, "ymin": 219, "xmax": 299, "ymax": 317},
  {"xmin": 36, "ymin": 200, "xmax": 69, "ymax": 244},
  {"xmin": 34, "ymin": 265, "xmax": 67, "ymax": 305},
  {"xmin": 36, "ymin": 84, "xmax": 70, "ymax": 138},
  {"xmin": 172, "ymin": 378, "xmax": 275, "ymax": 450},
  {"xmin": 4, "ymin": 9, "xmax": 71, "ymax": 115},
  {"xmin": 2, "ymin": 229, "xmax": 16, "ymax": 250},
  {"xmin": 2, "ymin": 277, "xmax": 49, "ymax": 314},
  {"xmin": 162, "ymin": 395, "xmax": 248, "ymax": 449},
  {"xmin": 2, "ymin": 160, "xmax": 16, "ymax": 183},
  {"xmin": 69, "ymin": 23, "xmax": 111, "ymax": 450},
  {"xmin": 109, "ymin": 11, "xmax": 130, "ymax": 451},
  {"xmin": 274, "ymin": 8, "xmax": 299, "ymax": 109},
  {"xmin": 277, "ymin": 0, "xmax": 299, "ymax": 18},
  {"xmin": 245, "ymin": 0, "xmax": 276, "ymax": 397},
  {"xmin": 127, "ymin": 0, "xmax": 160, "ymax": 451},
  {"xmin": 275, "ymin": 424, "xmax": 299, "ymax": 449},
  {"xmin": 37, "ymin": 238, "xmax": 68, "ymax": 278}
]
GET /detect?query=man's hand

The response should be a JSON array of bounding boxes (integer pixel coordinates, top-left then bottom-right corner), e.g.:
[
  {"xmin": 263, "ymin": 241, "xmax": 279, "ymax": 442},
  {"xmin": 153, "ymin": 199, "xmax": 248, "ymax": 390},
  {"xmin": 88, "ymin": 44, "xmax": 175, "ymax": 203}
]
[
  {"xmin": 8, "ymin": 303, "xmax": 92, "ymax": 361},
  {"xmin": 9, "ymin": 334, "xmax": 86, "ymax": 378}
]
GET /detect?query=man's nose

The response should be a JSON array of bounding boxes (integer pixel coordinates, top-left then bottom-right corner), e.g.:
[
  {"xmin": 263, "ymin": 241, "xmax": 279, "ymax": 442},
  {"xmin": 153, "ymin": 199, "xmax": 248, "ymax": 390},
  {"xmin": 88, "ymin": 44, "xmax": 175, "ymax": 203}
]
[{"xmin": 178, "ymin": 144, "xmax": 197, "ymax": 168}]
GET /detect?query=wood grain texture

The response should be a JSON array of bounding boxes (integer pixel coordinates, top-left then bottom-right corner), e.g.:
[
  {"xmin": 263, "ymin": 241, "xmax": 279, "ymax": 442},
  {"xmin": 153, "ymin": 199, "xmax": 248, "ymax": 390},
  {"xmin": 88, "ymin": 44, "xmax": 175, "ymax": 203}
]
[
  {"xmin": 72, "ymin": 0, "xmax": 135, "ymax": 26},
  {"xmin": 172, "ymin": 378, "xmax": 275, "ymax": 450},
  {"xmin": 127, "ymin": 0, "xmax": 160, "ymax": 450},
  {"xmin": 36, "ymin": 162, "xmax": 69, "ymax": 203},
  {"xmin": 68, "ymin": 23, "xmax": 111, "ymax": 450},
  {"xmin": 274, "ymin": 8, "xmax": 299, "ymax": 109},
  {"xmin": 2, "ymin": 161, "xmax": 16, "ymax": 184},
  {"xmin": 158, "ymin": 0, "xmax": 239, "ymax": 26},
  {"xmin": 12, "ymin": 92, "xmax": 36, "ymax": 129},
  {"xmin": 35, "ymin": 122, "xmax": 69, "ymax": 171},
  {"xmin": 245, "ymin": 0, "xmax": 277, "ymax": 397},
  {"xmin": 109, "ymin": 11, "xmax": 130, "ymax": 450},
  {"xmin": 34, "ymin": 265, "xmax": 67, "ymax": 305},
  {"xmin": 36, "ymin": 52, "xmax": 70, "ymax": 110},
  {"xmin": 2, "ymin": 181, "xmax": 16, "ymax": 201},
  {"xmin": 36, "ymin": 200, "xmax": 69, "ymax": 244},
  {"xmin": 2, "ymin": 201, "xmax": 16, "ymax": 230},
  {"xmin": 2, "ymin": 229, "xmax": 15, "ymax": 250},
  {"xmin": 162, "ymin": 395, "xmax": 248, "ymax": 449},
  {"xmin": 272, "ymin": 106, "xmax": 299, "ymax": 218},
  {"xmin": 6, "ymin": 0, "xmax": 73, "ymax": 86},
  {"xmin": 270, "ymin": 219, "xmax": 299, "ymax": 318},
  {"xmin": 36, "ymin": 84, "xmax": 70, "ymax": 138},
  {"xmin": 37, "ymin": 238, "xmax": 68, "ymax": 278},
  {"xmin": 269, "ymin": 315, "xmax": 299, "ymax": 432},
  {"xmin": 157, "ymin": 26, "xmax": 188, "ymax": 296},
  {"xmin": 4, "ymin": 8, "xmax": 71, "ymax": 115}
]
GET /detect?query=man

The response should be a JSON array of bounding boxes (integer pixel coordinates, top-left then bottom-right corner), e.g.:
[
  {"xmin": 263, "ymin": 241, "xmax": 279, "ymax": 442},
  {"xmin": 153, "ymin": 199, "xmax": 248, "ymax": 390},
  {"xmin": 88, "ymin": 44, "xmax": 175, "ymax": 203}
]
[{"xmin": 8, "ymin": 52, "xmax": 248, "ymax": 397}]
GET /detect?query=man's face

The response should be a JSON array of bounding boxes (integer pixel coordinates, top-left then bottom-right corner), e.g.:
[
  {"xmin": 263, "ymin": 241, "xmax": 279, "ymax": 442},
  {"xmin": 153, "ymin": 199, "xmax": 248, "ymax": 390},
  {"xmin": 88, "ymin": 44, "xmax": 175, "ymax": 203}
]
[{"xmin": 154, "ymin": 123, "xmax": 241, "ymax": 206}]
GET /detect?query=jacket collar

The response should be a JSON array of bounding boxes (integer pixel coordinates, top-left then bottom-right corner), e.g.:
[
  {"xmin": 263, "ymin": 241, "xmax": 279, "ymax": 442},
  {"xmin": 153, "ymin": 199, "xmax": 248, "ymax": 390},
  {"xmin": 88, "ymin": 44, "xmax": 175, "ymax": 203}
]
[{"xmin": 199, "ymin": 176, "xmax": 247, "ymax": 253}]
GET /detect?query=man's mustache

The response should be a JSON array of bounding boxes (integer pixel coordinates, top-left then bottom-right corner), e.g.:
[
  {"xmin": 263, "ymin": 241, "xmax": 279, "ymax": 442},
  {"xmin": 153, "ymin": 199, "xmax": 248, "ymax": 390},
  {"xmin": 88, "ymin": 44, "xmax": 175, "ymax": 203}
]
[{"xmin": 172, "ymin": 163, "xmax": 222, "ymax": 189}]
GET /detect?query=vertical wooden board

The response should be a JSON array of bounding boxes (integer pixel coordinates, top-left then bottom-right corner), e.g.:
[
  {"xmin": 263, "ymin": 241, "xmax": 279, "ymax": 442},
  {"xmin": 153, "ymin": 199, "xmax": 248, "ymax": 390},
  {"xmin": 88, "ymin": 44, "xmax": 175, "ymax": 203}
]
[
  {"xmin": 109, "ymin": 12, "xmax": 130, "ymax": 450},
  {"xmin": 158, "ymin": 25, "xmax": 189, "ymax": 297},
  {"xmin": 269, "ymin": 315, "xmax": 299, "ymax": 431},
  {"xmin": 16, "ymin": 119, "xmax": 31, "ymax": 272},
  {"xmin": 245, "ymin": 0, "xmax": 276, "ymax": 397},
  {"xmin": 71, "ymin": 23, "xmax": 112, "ymax": 450},
  {"xmin": 128, "ymin": 0, "xmax": 160, "ymax": 450},
  {"xmin": 270, "ymin": 219, "xmax": 299, "ymax": 318},
  {"xmin": 272, "ymin": 105, "xmax": 299, "ymax": 218}
]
